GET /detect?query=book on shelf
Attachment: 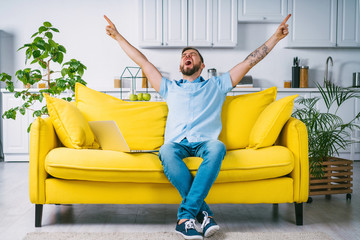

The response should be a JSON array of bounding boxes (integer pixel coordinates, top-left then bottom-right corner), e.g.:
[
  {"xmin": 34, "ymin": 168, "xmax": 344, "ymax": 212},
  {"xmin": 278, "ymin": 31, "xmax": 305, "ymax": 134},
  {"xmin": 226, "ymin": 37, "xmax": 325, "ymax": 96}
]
[
  {"xmin": 236, "ymin": 84, "xmax": 254, "ymax": 88},
  {"xmin": 236, "ymin": 75, "xmax": 253, "ymax": 88}
]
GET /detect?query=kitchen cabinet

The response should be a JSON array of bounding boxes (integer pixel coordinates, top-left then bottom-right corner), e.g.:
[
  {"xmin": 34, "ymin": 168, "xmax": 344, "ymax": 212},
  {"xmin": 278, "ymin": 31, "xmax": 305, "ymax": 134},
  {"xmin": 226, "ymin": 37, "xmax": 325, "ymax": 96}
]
[
  {"xmin": 238, "ymin": 0, "xmax": 288, "ymax": 22},
  {"xmin": 352, "ymin": 98, "xmax": 360, "ymax": 160},
  {"xmin": 1, "ymin": 90, "xmax": 69, "ymax": 162},
  {"xmin": 212, "ymin": 0, "xmax": 238, "ymax": 47},
  {"xmin": 188, "ymin": 0, "xmax": 213, "ymax": 47},
  {"xmin": 311, "ymin": 92, "xmax": 358, "ymax": 159},
  {"xmin": 139, "ymin": 0, "xmax": 238, "ymax": 48},
  {"xmin": 139, "ymin": 0, "xmax": 163, "ymax": 47},
  {"xmin": 287, "ymin": 0, "xmax": 337, "ymax": 47},
  {"xmin": 2, "ymin": 92, "xmax": 31, "ymax": 161},
  {"xmin": 163, "ymin": 0, "xmax": 188, "ymax": 47},
  {"xmin": 337, "ymin": 0, "xmax": 360, "ymax": 47},
  {"xmin": 288, "ymin": 0, "xmax": 360, "ymax": 48},
  {"xmin": 139, "ymin": 0, "xmax": 188, "ymax": 47}
]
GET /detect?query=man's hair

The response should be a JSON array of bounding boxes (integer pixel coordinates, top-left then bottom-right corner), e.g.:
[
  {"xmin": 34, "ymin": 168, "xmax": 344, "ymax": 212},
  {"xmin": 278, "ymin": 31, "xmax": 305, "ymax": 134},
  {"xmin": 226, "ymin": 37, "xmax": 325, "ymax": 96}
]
[{"xmin": 182, "ymin": 47, "xmax": 204, "ymax": 63}]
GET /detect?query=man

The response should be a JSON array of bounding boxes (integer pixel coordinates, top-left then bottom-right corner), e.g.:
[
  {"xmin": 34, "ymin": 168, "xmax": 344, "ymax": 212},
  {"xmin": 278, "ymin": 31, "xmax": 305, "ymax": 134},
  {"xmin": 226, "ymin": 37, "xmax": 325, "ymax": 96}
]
[{"xmin": 105, "ymin": 14, "xmax": 290, "ymax": 239}]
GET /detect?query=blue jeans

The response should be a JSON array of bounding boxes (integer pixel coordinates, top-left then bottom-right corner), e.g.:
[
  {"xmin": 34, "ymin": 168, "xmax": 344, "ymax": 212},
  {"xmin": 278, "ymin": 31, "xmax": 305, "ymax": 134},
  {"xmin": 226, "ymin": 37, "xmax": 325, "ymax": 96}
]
[{"xmin": 159, "ymin": 138, "xmax": 226, "ymax": 220}]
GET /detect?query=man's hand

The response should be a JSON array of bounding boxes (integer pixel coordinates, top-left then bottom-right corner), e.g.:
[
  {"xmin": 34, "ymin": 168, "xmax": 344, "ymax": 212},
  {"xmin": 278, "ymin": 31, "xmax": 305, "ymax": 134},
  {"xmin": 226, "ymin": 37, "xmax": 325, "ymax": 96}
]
[
  {"xmin": 104, "ymin": 15, "xmax": 120, "ymax": 40},
  {"xmin": 273, "ymin": 14, "xmax": 291, "ymax": 40},
  {"xmin": 229, "ymin": 14, "xmax": 291, "ymax": 87},
  {"xmin": 103, "ymin": 14, "xmax": 162, "ymax": 92}
]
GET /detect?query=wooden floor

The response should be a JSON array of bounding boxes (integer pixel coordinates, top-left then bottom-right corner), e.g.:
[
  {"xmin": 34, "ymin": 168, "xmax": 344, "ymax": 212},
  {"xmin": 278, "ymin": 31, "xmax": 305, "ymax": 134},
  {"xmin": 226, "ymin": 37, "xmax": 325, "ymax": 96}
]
[{"xmin": 0, "ymin": 162, "xmax": 359, "ymax": 240}]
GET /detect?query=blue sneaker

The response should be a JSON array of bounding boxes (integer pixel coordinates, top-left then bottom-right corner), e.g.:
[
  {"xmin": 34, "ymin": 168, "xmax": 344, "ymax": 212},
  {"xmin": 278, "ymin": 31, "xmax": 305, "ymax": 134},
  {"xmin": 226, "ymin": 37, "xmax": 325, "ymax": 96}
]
[
  {"xmin": 198, "ymin": 211, "xmax": 220, "ymax": 238},
  {"xmin": 175, "ymin": 219, "xmax": 203, "ymax": 240}
]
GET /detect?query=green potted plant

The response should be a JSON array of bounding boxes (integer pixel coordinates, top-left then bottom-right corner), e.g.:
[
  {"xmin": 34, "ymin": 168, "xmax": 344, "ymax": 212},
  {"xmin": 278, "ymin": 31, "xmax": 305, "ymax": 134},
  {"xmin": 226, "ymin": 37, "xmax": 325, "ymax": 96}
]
[
  {"xmin": 0, "ymin": 21, "xmax": 87, "ymax": 131},
  {"xmin": 292, "ymin": 82, "xmax": 359, "ymax": 200}
]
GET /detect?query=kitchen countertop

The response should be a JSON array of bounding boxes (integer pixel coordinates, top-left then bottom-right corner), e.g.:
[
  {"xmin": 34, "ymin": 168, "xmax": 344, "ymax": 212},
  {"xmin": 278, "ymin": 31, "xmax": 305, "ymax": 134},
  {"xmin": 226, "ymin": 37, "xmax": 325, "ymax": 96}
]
[{"xmin": 2, "ymin": 87, "xmax": 358, "ymax": 93}]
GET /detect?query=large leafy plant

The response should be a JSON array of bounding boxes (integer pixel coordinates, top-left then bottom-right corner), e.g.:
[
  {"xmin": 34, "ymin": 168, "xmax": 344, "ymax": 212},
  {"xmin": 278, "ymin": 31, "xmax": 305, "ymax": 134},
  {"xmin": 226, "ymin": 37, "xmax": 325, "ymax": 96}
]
[
  {"xmin": 0, "ymin": 21, "xmax": 87, "ymax": 130},
  {"xmin": 292, "ymin": 82, "xmax": 360, "ymax": 178}
]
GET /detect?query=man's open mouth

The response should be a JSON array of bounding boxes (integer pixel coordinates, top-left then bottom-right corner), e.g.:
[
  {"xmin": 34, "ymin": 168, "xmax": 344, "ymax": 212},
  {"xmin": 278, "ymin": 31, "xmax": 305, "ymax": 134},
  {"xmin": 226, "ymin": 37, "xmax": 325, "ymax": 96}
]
[{"xmin": 185, "ymin": 60, "xmax": 192, "ymax": 66}]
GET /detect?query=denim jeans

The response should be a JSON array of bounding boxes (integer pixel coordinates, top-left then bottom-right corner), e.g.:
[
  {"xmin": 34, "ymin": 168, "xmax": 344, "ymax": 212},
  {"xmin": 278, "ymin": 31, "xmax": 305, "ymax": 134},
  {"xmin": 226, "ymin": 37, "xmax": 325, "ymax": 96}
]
[{"xmin": 159, "ymin": 138, "xmax": 226, "ymax": 220}]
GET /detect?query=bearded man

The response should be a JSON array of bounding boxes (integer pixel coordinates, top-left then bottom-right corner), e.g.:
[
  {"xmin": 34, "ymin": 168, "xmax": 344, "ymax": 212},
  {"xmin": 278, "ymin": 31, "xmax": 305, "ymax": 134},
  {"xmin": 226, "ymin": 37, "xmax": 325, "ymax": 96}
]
[{"xmin": 105, "ymin": 14, "xmax": 290, "ymax": 240}]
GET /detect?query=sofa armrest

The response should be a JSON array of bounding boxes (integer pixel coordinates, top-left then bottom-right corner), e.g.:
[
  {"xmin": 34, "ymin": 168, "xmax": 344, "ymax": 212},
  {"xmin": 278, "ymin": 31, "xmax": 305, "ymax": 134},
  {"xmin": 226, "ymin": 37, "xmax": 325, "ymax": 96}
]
[
  {"xmin": 277, "ymin": 117, "xmax": 309, "ymax": 203},
  {"xmin": 29, "ymin": 117, "xmax": 61, "ymax": 204}
]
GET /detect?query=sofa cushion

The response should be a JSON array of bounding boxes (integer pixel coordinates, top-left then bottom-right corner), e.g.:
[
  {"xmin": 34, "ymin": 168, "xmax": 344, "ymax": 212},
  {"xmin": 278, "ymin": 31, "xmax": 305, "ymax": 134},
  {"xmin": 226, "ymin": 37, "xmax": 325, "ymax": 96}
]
[
  {"xmin": 248, "ymin": 95, "xmax": 298, "ymax": 149},
  {"xmin": 75, "ymin": 83, "xmax": 168, "ymax": 150},
  {"xmin": 43, "ymin": 94, "xmax": 100, "ymax": 149},
  {"xmin": 45, "ymin": 146, "xmax": 294, "ymax": 183},
  {"xmin": 219, "ymin": 87, "xmax": 277, "ymax": 150}
]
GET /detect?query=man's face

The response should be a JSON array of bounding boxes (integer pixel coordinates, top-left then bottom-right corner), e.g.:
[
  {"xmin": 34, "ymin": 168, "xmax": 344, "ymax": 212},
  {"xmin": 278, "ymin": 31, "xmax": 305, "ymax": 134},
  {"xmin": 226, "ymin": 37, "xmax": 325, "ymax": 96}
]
[{"xmin": 180, "ymin": 50, "xmax": 204, "ymax": 76}]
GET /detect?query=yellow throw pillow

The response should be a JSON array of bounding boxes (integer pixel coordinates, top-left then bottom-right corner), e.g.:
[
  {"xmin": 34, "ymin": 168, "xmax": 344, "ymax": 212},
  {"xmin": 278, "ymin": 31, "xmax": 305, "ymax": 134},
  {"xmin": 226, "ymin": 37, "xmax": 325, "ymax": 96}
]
[
  {"xmin": 44, "ymin": 94, "xmax": 100, "ymax": 149},
  {"xmin": 219, "ymin": 87, "xmax": 277, "ymax": 150},
  {"xmin": 248, "ymin": 94, "xmax": 298, "ymax": 149},
  {"xmin": 75, "ymin": 83, "xmax": 168, "ymax": 150}
]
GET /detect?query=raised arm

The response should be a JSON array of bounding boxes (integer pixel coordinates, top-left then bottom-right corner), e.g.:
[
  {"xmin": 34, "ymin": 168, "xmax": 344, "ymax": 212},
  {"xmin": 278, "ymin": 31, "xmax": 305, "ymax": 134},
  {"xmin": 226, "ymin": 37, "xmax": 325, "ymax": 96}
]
[
  {"xmin": 104, "ymin": 15, "xmax": 162, "ymax": 92},
  {"xmin": 229, "ymin": 14, "xmax": 291, "ymax": 87}
]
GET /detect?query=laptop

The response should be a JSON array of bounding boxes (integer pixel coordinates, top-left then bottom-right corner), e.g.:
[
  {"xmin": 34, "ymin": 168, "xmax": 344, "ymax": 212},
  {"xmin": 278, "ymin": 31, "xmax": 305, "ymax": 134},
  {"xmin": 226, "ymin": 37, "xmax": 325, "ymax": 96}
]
[{"xmin": 88, "ymin": 120, "xmax": 159, "ymax": 153}]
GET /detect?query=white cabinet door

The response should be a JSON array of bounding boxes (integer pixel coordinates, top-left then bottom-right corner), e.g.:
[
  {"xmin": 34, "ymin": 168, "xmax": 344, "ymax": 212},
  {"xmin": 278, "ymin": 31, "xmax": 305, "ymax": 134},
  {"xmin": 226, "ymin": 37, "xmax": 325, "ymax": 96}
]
[
  {"xmin": 287, "ymin": 0, "xmax": 337, "ymax": 47},
  {"xmin": 188, "ymin": 0, "xmax": 213, "ymax": 47},
  {"xmin": 353, "ymin": 98, "xmax": 360, "ymax": 160},
  {"xmin": 238, "ymin": 0, "xmax": 288, "ymax": 22},
  {"xmin": 213, "ymin": 0, "xmax": 238, "ymax": 47},
  {"xmin": 2, "ymin": 93, "xmax": 29, "ymax": 161},
  {"xmin": 139, "ymin": 0, "xmax": 163, "ymax": 47},
  {"xmin": 337, "ymin": 0, "xmax": 360, "ymax": 47},
  {"xmin": 139, "ymin": 0, "xmax": 238, "ymax": 48},
  {"xmin": 163, "ymin": 0, "xmax": 188, "ymax": 47}
]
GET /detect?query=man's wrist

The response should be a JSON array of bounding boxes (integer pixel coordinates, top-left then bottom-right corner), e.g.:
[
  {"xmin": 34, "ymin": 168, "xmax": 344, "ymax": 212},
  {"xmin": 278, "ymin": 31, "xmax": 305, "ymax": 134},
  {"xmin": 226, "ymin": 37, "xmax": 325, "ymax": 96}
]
[{"xmin": 115, "ymin": 34, "xmax": 123, "ymax": 42}]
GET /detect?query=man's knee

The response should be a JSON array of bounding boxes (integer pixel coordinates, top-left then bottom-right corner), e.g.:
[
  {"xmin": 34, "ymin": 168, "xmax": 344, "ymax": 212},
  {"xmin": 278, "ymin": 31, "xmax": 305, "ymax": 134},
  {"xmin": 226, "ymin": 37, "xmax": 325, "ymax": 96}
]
[
  {"xmin": 208, "ymin": 140, "xmax": 226, "ymax": 155},
  {"xmin": 159, "ymin": 142, "xmax": 177, "ymax": 157}
]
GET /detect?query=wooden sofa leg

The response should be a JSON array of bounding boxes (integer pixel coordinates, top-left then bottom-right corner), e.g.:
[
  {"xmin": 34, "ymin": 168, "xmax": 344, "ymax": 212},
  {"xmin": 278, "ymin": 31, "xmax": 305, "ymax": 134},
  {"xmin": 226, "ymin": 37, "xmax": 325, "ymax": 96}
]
[
  {"xmin": 35, "ymin": 204, "xmax": 43, "ymax": 227},
  {"xmin": 294, "ymin": 203, "xmax": 303, "ymax": 226}
]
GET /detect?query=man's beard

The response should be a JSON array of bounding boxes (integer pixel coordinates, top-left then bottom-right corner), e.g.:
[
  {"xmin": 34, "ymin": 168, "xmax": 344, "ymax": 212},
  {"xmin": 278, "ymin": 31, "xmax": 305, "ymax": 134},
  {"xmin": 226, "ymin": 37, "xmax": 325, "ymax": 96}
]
[{"xmin": 180, "ymin": 62, "xmax": 201, "ymax": 76}]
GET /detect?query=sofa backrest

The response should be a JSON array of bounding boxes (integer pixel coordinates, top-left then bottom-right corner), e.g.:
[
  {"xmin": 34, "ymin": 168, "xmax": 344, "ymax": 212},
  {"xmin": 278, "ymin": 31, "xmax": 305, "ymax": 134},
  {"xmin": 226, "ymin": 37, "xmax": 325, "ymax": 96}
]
[{"xmin": 75, "ymin": 83, "xmax": 278, "ymax": 150}]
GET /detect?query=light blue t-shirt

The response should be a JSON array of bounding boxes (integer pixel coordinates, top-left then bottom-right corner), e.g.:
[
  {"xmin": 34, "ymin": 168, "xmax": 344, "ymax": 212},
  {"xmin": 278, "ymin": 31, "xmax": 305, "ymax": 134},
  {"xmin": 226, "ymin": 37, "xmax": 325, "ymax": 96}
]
[{"xmin": 159, "ymin": 72, "xmax": 234, "ymax": 143}]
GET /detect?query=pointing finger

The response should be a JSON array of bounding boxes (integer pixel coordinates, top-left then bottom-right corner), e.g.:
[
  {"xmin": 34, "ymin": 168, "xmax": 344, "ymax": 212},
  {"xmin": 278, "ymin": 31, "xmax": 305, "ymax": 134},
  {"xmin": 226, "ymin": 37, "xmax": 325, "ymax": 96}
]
[
  {"xmin": 281, "ymin": 14, "xmax": 291, "ymax": 26},
  {"xmin": 104, "ymin": 15, "xmax": 114, "ymax": 26}
]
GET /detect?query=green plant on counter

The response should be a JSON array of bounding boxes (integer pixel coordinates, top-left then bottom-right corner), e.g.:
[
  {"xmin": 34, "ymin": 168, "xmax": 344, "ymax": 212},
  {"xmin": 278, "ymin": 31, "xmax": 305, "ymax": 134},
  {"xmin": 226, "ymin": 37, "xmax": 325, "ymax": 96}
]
[
  {"xmin": 292, "ymin": 82, "xmax": 360, "ymax": 178},
  {"xmin": 0, "ymin": 21, "xmax": 87, "ymax": 131}
]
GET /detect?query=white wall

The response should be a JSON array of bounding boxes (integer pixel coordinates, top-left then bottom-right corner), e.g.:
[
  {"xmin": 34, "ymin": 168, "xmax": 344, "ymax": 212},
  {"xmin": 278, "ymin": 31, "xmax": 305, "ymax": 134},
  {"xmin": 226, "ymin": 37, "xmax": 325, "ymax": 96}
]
[{"xmin": 1, "ymin": 0, "xmax": 360, "ymax": 90}]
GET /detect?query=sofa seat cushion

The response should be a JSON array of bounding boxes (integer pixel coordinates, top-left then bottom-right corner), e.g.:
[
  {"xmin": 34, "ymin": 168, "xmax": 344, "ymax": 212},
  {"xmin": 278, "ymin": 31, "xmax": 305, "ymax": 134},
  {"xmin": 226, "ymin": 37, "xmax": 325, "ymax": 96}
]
[{"xmin": 45, "ymin": 146, "xmax": 294, "ymax": 183}]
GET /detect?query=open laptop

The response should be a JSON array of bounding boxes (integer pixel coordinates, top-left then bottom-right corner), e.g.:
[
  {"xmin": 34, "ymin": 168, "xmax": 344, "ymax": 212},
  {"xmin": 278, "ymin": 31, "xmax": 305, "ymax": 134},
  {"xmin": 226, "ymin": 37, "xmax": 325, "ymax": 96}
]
[{"xmin": 88, "ymin": 120, "xmax": 158, "ymax": 153}]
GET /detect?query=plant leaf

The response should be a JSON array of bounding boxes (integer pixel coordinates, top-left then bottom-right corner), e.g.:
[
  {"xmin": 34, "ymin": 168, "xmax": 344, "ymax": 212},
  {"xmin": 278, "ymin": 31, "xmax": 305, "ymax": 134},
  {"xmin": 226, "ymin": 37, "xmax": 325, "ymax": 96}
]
[
  {"xmin": 61, "ymin": 68, "xmax": 68, "ymax": 77},
  {"xmin": 58, "ymin": 45, "xmax": 66, "ymax": 53},
  {"xmin": 50, "ymin": 27, "xmax": 59, "ymax": 32},
  {"xmin": 38, "ymin": 26, "xmax": 47, "ymax": 34},
  {"xmin": 31, "ymin": 32, "xmax": 39, "ymax": 38},
  {"xmin": 32, "ymin": 50, "xmax": 41, "ymax": 58},
  {"xmin": 43, "ymin": 22, "xmax": 52, "ymax": 27},
  {"xmin": 45, "ymin": 32, "xmax": 53, "ymax": 39}
]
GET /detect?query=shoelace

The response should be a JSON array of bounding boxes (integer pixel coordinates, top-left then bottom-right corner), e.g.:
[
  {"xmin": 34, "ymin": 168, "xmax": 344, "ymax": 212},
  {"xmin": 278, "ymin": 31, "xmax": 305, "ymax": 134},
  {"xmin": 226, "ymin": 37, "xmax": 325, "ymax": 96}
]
[
  {"xmin": 185, "ymin": 219, "xmax": 197, "ymax": 233},
  {"xmin": 201, "ymin": 211, "xmax": 211, "ymax": 230}
]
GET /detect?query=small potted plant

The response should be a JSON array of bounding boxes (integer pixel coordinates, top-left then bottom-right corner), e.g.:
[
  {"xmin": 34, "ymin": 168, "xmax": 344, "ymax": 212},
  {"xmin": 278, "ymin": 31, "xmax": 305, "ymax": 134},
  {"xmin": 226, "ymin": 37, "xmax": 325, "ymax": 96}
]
[
  {"xmin": 0, "ymin": 21, "xmax": 87, "ymax": 131},
  {"xmin": 292, "ymin": 82, "xmax": 359, "ymax": 201}
]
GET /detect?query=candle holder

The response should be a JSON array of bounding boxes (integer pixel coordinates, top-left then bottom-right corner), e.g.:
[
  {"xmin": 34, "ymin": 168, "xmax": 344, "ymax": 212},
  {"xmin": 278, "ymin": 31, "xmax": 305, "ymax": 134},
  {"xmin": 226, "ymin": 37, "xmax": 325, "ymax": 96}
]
[{"xmin": 119, "ymin": 67, "xmax": 148, "ymax": 100}]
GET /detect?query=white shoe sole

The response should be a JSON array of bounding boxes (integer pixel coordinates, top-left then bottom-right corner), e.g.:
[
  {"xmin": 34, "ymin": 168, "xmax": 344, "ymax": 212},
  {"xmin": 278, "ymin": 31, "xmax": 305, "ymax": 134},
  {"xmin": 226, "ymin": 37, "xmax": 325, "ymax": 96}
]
[
  {"xmin": 203, "ymin": 225, "xmax": 220, "ymax": 238},
  {"xmin": 176, "ymin": 230, "xmax": 203, "ymax": 240}
]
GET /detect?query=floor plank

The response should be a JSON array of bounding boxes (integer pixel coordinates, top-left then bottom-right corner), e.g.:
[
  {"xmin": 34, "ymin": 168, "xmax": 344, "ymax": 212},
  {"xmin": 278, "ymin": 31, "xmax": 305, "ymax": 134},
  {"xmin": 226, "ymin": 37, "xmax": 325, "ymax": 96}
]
[{"xmin": 0, "ymin": 161, "xmax": 359, "ymax": 240}]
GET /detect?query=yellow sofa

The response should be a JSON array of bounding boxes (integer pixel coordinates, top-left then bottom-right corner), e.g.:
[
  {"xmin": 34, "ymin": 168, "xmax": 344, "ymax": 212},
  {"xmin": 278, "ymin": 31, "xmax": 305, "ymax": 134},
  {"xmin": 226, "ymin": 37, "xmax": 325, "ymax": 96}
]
[{"xmin": 29, "ymin": 84, "xmax": 309, "ymax": 227}]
